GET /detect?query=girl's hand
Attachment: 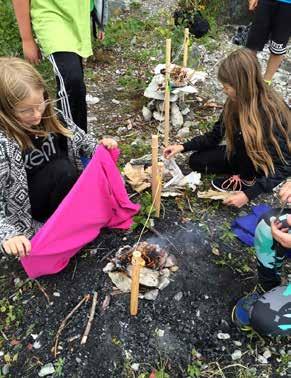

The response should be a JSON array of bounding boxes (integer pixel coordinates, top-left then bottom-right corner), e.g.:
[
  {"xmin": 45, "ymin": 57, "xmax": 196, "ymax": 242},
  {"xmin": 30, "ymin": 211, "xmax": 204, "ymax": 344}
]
[
  {"xmin": 100, "ymin": 138, "xmax": 118, "ymax": 149},
  {"xmin": 2, "ymin": 235, "xmax": 31, "ymax": 258},
  {"xmin": 279, "ymin": 181, "xmax": 291, "ymax": 204},
  {"xmin": 97, "ymin": 31, "xmax": 105, "ymax": 41},
  {"xmin": 22, "ymin": 39, "xmax": 42, "ymax": 65},
  {"xmin": 249, "ymin": 0, "xmax": 258, "ymax": 10},
  {"xmin": 163, "ymin": 145, "xmax": 184, "ymax": 159},
  {"xmin": 223, "ymin": 192, "xmax": 249, "ymax": 208},
  {"xmin": 271, "ymin": 216, "xmax": 291, "ymax": 248}
]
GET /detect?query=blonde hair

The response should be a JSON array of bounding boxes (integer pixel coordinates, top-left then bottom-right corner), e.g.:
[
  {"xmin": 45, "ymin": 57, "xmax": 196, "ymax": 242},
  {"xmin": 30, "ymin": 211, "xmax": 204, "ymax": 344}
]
[
  {"xmin": 0, "ymin": 57, "xmax": 71, "ymax": 150},
  {"xmin": 218, "ymin": 48, "xmax": 291, "ymax": 176}
]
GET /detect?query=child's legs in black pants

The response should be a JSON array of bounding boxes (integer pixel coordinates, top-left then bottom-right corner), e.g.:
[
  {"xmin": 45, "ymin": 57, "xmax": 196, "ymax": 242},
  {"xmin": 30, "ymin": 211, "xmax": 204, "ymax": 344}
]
[
  {"xmin": 28, "ymin": 158, "xmax": 79, "ymax": 222},
  {"xmin": 189, "ymin": 145, "xmax": 256, "ymax": 180},
  {"xmin": 249, "ymin": 209, "xmax": 291, "ymax": 336},
  {"xmin": 49, "ymin": 52, "xmax": 87, "ymax": 132}
]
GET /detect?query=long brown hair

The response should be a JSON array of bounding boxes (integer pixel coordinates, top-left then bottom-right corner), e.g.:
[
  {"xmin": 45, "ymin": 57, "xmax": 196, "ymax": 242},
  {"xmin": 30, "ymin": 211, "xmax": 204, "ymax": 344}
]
[
  {"xmin": 218, "ymin": 48, "xmax": 290, "ymax": 176},
  {"xmin": 0, "ymin": 57, "xmax": 71, "ymax": 150}
]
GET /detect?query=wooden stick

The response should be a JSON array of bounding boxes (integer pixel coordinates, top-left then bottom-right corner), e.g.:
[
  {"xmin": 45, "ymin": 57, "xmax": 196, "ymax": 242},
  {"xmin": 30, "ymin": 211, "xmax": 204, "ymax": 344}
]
[
  {"xmin": 154, "ymin": 162, "xmax": 164, "ymax": 218},
  {"xmin": 164, "ymin": 38, "xmax": 171, "ymax": 147},
  {"xmin": 130, "ymin": 251, "xmax": 145, "ymax": 316},
  {"xmin": 52, "ymin": 294, "xmax": 90, "ymax": 357},
  {"xmin": 151, "ymin": 134, "xmax": 159, "ymax": 209},
  {"xmin": 35, "ymin": 279, "xmax": 50, "ymax": 305},
  {"xmin": 81, "ymin": 291, "xmax": 98, "ymax": 345},
  {"xmin": 183, "ymin": 28, "xmax": 189, "ymax": 67}
]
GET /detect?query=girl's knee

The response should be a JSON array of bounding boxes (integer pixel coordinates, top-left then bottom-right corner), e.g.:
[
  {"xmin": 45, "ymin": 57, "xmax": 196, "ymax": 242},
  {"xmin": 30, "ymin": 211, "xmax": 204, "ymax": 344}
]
[
  {"xmin": 189, "ymin": 153, "xmax": 204, "ymax": 171},
  {"xmin": 250, "ymin": 285, "xmax": 291, "ymax": 336}
]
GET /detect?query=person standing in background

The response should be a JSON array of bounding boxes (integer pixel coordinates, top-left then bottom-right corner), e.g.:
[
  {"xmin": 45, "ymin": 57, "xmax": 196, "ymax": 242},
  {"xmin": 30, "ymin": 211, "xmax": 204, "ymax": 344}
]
[
  {"xmin": 246, "ymin": 0, "xmax": 291, "ymax": 84},
  {"xmin": 12, "ymin": 0, "xmax": 109, "ymax": 132}
]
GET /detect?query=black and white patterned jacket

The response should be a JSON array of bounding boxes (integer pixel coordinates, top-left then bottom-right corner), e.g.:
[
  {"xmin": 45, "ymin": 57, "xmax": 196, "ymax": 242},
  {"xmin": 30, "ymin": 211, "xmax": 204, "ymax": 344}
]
[{"xmin": 0, "ymin": 120, "xmax": 97, "ymax": 246}]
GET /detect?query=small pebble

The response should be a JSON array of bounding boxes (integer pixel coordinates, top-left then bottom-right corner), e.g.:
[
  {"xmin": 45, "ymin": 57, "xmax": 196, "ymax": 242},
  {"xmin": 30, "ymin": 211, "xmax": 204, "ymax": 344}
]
[
  {"xmin": 53, "ymin": 292, "xmax": 60, "ymax": 297},
  {"xmin": 231, "ymin": 350, "xmax": 242, "ymax": 361},
  {"xmin": 131, "ymin": 363, "xmax": 140, "ymax": 371}
]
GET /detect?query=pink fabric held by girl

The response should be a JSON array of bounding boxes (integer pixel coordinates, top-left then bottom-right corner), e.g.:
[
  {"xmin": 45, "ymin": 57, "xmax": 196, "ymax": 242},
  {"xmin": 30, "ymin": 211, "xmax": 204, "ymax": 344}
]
[{"xmin": 21, "ymin": 146, "xmax": 140, "ymax": 278}]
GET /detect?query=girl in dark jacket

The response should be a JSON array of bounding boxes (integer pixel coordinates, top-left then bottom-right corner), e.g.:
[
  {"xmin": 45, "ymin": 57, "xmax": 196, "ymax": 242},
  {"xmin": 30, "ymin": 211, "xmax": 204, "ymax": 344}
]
[{"xmin": 164, "ymin": 48, "xmax": 291, "ymax": 208}]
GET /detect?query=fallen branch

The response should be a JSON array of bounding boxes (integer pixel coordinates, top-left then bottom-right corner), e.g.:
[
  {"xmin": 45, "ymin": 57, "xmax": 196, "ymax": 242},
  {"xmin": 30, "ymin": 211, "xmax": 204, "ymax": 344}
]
[
  {"xmin": 52, "ymin": 294, "xmax": 90, "ymax": 357},
  {"xmin": 1, "ymin": 330, "xmax": 8, "ymax": 341},
  {"xmin": 35, "ymin": 280, "xmax": 50, "ymax": 305},
  {"xmin": 81, "ymin": 291, "xmax": 98, "ymax": 345}
]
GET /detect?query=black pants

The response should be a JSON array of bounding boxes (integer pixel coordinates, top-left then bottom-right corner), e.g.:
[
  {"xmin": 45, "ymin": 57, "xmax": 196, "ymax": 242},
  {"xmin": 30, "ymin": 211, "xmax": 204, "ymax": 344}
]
[
  {"xmin": 28, "ymin": 158, "xmax": 79, "ymax": 222},
  {"xmin": 189, "ymin": 145, "xmax": 256, "ymax": 180},
  {"xmin": 250, "ymin": 209, "xmax": 291, "ymax": 336},
  {"xmin": 49, "ymin": 52, "xmax": 87, "ymax": 132},
  {"xmin": 246, "ymin": 0, "xmax": 291, "ymax": 55}
]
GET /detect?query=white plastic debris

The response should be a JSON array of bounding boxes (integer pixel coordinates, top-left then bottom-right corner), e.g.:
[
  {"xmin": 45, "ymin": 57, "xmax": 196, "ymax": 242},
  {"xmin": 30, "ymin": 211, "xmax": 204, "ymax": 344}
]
[
  {"xmin": 174, "ymin": 292, "xmax": 183, "ymax": 301},
  {"xmin": 38, "ymin": 363, "xmax": 55, "ymax": 377},
  {"xmin": 86, "ymin": 94, "xmax": 100, "ymax": 105},
  {"xmin": 112, "ymin": 99, "xmax": 120, "ymax": 105},
  {"xmin": 233, "ymin": 341, "xmax": 242, "ymax": 347},
  {"xmin": 157, "ymin": 329, "xmax": 164, "ymax": 337},
  {"xmin": 231, "ymin": 350, "xmax": 242, "ymax": 361},
  {"xmin": 131, "ymin": 363, "xmax": 140, "ymax": 371},
  {"xmin": 257, "ymin": 355, "xmax": 268, "ymax": 364},
  {"xmin": 217, "ymin": 332, "xmax": 230, "ymax": 340},
  {"xmin": 263, "ymin": 350, "xmax": 272, "ymax": 360},
  {"xmin": 53, "ymin": 292, "xmax": 60, "ymax": 297},
  {"xmin": 33, "ymin": 341, "xmax": 42, "ymax": 349}
]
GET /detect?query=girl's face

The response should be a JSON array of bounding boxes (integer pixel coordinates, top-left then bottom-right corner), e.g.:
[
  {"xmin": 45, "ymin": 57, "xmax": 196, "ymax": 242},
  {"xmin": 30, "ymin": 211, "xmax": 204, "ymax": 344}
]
[
  {"xmin": 14, "ymin": 89, "xmax": 48, "ymax": 127},
  {"xmin": 222, "ymin": 83, "xmax": 236, "ymax": 100}
]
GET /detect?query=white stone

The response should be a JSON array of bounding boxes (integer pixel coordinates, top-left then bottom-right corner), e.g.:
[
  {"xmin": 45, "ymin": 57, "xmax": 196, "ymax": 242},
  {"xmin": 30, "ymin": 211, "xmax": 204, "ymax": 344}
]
[
  {"xmin": 257, "ymin": 355, "xmax": 268, "ymax": 364},
  {"xmin": 53, "ymin": 292, "xmax": 60, "ymax": 297},
  {"xmin": 131, "ymin": 363, "xmax": 140, "ymax": 371},
  {"xmin": 171, "ymin": 103, "xmax": 183, "ymax": 129},
  {"xmin": 158, "ymin": 276, "xmax": 170, "ymax": 290},
  {"xmin": 263, "ymin": 350, "xmax": 272, "ymax": 360},
  {"xmin": 144, "ymin": 289, "xmax": 159, "ymax": 301},
  {"xmin": 165, "ymin": 255, "xmax": 177, "ymax": 268},
  {"xmin": 181, "ymin": 107, "xmax": 190, "ymax": 115},
  {"xmin": 112, "ymin": 99, "xmax": 120, "ymax": 105},
  {"xmin": 157, "ymin": 329, "xmax": 164, "ymax": 337},
  {"xmin": 108, "ymin": 272, "xmax": 132, "ymax": 292},
  {"xmin": 38, "ymin": 363, "xmax": 55, "ymax": 377},
  {"xmin": 233, "ymin": 341, "xmax": 242, "ymax": 347},
  {"xmin": 142, "ymin": 106, "xmax": 152, "ymax": 121},
  {"xmin": 231, "ymin": 350, "xmax": 242, "ymax": 361},
  {"xmin": 103, "ymin": 262, "xmax": 115, "ymax": 273},
  {"xmin": 217, "ymin": 332, "xmax": 230, "ymax": 340},
  {"xmin": 33, "ymin": 341, "xmax": 42, "ymax": 349},
  {"xmin": 86, "ymin": 94, "xmax": 100, "ymax": 105},
  {"xmin": 127, "ymin": 266, "xmax": 159, "ymax": 287},
  {"xmin": 177, "ymin": 127, "xmax": 190, "ymax": 138},
  {"xmin": 153, "ymin": 111, "xmax": 164, "ymax": 122},
  {"xmin": 174, "ymin": 292, "xmax": 183, "ymax": 301}
]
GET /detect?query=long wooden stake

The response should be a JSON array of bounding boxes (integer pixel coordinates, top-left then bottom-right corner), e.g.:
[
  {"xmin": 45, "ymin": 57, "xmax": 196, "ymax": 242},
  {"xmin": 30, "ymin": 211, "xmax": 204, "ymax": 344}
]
[
  {"xmin": 155, "ymin": 162, "xmax": 164, "ymax": 218},
  {"xmin": 81, "ymin": 291, "xmax": 98, "ymax": 345},
  {"xmin": 164, "ymin": 38, "xmax": 171, "ymax": 147},
  {"xmin": 130, "ymin": 251, "xmax": 145, "ymax": 316},
  {"xmin": 183, "ymin": 28, "xmax": 189, "ymax": 67},
  {"xmin": 151, "ymin": 134, "xmax": 159, "ymax": 209}
]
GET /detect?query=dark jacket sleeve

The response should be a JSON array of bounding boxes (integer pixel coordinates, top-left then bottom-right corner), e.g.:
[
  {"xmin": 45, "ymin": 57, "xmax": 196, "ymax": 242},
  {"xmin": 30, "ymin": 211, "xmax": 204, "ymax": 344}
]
[{"xmin": 182, "ymin": 114, "xmax": 225, "ymax": 152}]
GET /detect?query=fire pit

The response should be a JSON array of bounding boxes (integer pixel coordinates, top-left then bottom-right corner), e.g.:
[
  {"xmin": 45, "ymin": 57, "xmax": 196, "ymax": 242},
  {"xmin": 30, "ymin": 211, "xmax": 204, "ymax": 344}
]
[{"xmin": 103, "ymin": 242, "xmax": 178, "ymax": 301}]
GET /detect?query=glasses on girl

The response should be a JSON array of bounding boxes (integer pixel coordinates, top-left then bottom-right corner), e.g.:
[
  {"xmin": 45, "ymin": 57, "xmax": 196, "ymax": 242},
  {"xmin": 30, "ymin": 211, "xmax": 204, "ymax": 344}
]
[{"xmin": 15, "ymin": 100, "xmax": 50, "ymax": 117}]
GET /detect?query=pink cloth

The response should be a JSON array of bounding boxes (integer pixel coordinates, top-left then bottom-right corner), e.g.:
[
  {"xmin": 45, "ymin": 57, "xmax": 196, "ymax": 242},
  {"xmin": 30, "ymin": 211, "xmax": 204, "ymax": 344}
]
[{"xmin": 21, "ymin": 146, "xmax": 140, "ymax": 278}]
